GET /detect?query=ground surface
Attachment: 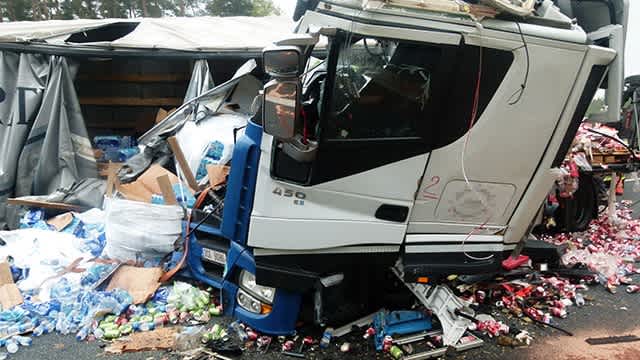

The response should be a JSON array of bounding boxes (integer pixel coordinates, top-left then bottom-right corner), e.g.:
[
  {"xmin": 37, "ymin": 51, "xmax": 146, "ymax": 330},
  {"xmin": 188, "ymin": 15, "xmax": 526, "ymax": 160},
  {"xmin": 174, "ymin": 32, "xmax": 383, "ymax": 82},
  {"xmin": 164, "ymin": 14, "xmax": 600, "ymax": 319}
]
[
  {"xmin": 9, "ymin": 285, "xmax": 640, "ymax": 360},
  {"xmin": 9, "ymin": 188, "xmax": 640, "ymax": 360}
]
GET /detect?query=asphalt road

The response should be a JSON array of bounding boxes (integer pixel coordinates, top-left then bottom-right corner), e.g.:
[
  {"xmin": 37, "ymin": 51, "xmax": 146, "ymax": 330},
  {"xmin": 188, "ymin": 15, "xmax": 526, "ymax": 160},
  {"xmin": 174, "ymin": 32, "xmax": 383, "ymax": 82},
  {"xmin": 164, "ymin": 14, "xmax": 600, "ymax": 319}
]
[
  {"xmin": 8, "ymin": 184, "xmax": 640, "ymax": 360},
  {"xmin": 7, "ymin": 284, "xmax": 640, "ymax": 360}
]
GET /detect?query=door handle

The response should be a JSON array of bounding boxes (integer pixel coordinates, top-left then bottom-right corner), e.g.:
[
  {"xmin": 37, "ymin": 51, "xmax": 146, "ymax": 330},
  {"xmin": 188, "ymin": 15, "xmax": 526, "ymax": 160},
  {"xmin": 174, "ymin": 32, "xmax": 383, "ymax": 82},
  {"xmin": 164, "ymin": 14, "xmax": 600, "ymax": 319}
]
[{"xmin": 375, "ymin": 204, "xmax": 409, "ymax": 222}]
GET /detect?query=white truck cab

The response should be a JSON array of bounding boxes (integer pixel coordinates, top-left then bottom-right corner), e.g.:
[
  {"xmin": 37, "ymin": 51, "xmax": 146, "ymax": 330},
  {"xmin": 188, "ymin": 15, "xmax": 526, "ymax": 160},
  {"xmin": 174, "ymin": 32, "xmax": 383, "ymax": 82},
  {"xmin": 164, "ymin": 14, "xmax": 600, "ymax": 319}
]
[{"xmin": 222, "ymin": 0, "xmax": 628, "ymax": 333}]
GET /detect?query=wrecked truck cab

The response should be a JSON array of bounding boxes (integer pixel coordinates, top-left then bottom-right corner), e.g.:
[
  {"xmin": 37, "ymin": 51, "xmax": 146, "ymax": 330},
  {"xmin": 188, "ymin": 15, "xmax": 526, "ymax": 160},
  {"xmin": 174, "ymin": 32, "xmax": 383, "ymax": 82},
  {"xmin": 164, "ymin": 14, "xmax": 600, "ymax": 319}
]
[{"xmin": 185, "ymin": 0, "xmax": 627, "ymax": 337}]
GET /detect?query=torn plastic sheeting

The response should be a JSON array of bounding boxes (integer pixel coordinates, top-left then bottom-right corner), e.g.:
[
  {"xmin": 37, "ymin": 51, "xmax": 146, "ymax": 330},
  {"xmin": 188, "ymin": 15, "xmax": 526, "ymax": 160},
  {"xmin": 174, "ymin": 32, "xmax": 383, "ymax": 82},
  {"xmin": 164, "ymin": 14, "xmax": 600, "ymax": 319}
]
[
  {"xmin": 184, "ymin": 59, "xmax": 215, "ymax": 103},
  {"xmin": 15, "ymin": 55, "xmax": 97, "ymax": 199},
  {"xmin": 137, "ymin": 59, "xmax": 257, "ymax": 146},
  {"xmin": 103, "ymin": 198, "xmax": 183, "ymax": 262},
  {"xmin": 0, "ymin": 52, "xmax": 97, "ymax": 230},
  {"xmin": 0, "ymin": 52, "xmax": 50, "ymax": 229}
]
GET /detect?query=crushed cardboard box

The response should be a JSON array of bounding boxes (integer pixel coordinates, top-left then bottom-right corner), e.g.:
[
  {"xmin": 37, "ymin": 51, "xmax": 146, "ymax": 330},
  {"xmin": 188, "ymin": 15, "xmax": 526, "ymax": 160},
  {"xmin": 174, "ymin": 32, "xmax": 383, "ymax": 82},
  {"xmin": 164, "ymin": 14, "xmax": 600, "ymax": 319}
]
[
  {"xmin": 0, "ymin": 262, "xmax": 24, "ymax": 310},
  {"xmin": 118, "ymin": 164, "xmax": 194, "ymax": 203},
  {"xmin": 155, "ymin": 108, "xmax": 177, "ymax": 124}
]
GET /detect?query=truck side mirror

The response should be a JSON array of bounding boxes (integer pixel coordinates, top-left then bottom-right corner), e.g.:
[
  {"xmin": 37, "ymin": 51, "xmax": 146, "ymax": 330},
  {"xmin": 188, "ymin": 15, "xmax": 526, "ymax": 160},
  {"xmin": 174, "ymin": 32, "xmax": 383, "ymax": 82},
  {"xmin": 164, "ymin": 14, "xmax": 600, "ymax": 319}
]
[
  {"xmin": 263, "ymin": 46, "xmax": 304, "ymax": 78},
  {"xmin": 263, "ymin": 79, "xmax": 300, "ymax": 140}
]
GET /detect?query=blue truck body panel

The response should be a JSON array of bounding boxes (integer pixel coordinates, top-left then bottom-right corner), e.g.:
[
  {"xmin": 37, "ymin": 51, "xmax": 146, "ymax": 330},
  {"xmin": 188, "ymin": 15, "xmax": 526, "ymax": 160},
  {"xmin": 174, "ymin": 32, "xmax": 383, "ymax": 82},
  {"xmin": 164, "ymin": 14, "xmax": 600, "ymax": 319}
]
[{"xmin": 186, "ymin": 120, "xmax": 302, "ymax": 335}]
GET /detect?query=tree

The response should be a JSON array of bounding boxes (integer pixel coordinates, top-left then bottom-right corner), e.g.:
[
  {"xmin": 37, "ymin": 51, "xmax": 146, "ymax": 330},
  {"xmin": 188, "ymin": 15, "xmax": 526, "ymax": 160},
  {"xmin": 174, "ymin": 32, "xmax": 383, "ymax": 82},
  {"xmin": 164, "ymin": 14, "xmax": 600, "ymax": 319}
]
[
  {"xmin": 251, "ymin": 0, "xmax": 281, "ymax": 16},
  {"xmin": 99, "ymin": 0, "xmax": 128, "ymax": 18},
  {"xmin": 205, "ymin": 0, "xmax": 281, "ymax": 17},
  {"xmin": 0, "ymin": 0, "xmax": 282, "ymax": 21},
  {"xmin": 587, "ymin": 97, "xmax": 606, "ymax": 118},
  {"xmin": 206, "ymin": 0, "xmax": 252, "ymax": 17},
  {"xmin": 1, "ymin": 0, "xmax": 31, "ymax": 21},
  {"xmin": 59, "ymin": 0, "xmax": 75, "ymax": 19}
]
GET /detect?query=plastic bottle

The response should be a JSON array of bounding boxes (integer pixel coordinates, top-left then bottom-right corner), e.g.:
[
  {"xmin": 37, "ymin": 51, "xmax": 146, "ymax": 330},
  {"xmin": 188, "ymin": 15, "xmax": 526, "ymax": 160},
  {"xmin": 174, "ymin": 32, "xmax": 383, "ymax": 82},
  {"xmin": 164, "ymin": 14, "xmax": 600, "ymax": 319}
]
[
  {"xmin": 29, "ymin": 321, "xmax": 47, "ymax": 337},
  {"xmin": 76, "ymin": 326, "xmax": 90, "ymax": 341},
  {"xmin": 228, "ymin": 321, "xmax": 248, "ymax": 342},
  {"xmin": 175, "ymin": 326, "xmax": 206, "ymax": 351},
  {"xmin": 320, "ymin": 327, "xmax": 334, "ymax": 349},
  {"xmin": 5, "ymin": 338, "xmax": 18, "ymax": 354},
  {"xmin": 12, "ymin": 335, "xmax": 32, "ymax": 347},
  {"xmin": 7, "ymin": 319, "xmax": 36, "ymax": 334},
  {"xmin": 139, "ymin": 322, "xmax": 155, "ymax": 332}
]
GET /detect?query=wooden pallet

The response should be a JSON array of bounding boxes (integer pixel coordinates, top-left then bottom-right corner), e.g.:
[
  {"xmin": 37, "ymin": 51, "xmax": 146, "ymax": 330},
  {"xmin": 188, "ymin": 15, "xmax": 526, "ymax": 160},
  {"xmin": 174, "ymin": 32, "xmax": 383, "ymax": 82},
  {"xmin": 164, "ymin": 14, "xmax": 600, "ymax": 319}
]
[{"xmin": 591, "ymin": 151, "xmax": 632, "ymax": 165}]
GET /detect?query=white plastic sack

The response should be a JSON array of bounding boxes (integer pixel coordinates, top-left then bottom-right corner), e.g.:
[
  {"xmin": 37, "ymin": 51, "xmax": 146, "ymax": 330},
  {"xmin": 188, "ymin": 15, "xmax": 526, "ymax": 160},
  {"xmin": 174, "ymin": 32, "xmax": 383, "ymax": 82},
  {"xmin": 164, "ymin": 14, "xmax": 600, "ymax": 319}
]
[
  {"xmin": 176, "ymin": 113, "xmax": 248, "ymax": 178},
  {"xmin": 104, "ymin": 198, "xmax": 184, "ymax": 262}
]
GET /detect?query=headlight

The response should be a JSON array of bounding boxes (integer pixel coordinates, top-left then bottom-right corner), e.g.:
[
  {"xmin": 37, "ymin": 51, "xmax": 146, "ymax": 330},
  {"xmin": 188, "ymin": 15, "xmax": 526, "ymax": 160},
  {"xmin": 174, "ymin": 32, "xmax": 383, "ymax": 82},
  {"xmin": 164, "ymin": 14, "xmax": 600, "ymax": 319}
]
[
  {"xmin": 237, "ymin": 289, "xmax": 262, "ymax": 314},
  {"xmin": 239, "ymin": 270, "xmax": 276, "ymax": 303}
]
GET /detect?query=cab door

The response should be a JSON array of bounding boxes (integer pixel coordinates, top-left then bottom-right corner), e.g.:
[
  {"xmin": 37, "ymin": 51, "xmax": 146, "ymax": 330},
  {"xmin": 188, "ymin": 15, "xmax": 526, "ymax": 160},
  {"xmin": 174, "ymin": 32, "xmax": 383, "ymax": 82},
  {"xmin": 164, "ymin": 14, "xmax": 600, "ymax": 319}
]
[{"xmin": 248, "ymin": 28, "xmax": 465, "ymax": 254}]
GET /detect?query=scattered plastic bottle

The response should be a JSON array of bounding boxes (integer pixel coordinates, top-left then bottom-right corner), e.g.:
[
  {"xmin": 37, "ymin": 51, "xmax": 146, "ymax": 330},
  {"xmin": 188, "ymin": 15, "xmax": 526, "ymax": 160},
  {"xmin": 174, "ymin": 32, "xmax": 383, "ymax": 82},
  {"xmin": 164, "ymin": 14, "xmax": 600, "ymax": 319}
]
[
  {"xmin": 12, "ymin": 335, "xmax": 32, "ymax": 347},
  {"xmin": 76, "ymin": 326, "xmax": 91, "ymax": 341},
  {"xmin": 319, "ymin": 327, "xmax": 334, "ymax": 349},
  {"xmin": 33, "ymin": 320, "xmax": 55, "ymax": 337},
  {"xmin": 229, "ymin": 321, "xmax": 248, "ymax": 342},
  {"xmin": 7, "ymin": 319, "xmax": 36, "ymax": 335},
  {"xmin": 80, "ymin": 264, "xmax": 114, "ymax": 286},
  {"xmin": 139, "ymin": 322, "xmax": 155, "ymax": 332},
  {"xmin": 5, "ymin": 338, "xmax": 18, "ymax": 354},
  {"xmin": 175, "ymin": 326, "xmax": 206, "ymax": 351}
]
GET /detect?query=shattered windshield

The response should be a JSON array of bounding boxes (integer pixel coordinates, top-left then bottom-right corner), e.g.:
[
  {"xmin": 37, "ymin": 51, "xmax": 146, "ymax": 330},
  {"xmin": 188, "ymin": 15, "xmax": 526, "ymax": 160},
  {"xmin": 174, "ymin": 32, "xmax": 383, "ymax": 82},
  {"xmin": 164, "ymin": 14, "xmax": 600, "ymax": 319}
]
[{"xmin": 325, "ymin": 35, "xmax": 440, "ymax": 140}]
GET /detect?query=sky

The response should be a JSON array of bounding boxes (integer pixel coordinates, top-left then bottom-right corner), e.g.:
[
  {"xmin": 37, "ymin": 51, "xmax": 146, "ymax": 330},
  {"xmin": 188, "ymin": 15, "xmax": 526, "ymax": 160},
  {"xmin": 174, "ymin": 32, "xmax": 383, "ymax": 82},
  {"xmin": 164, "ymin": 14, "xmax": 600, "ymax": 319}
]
[{"xmin": 273, "ymin": 0, "xmax": 639, "ymax": 77}]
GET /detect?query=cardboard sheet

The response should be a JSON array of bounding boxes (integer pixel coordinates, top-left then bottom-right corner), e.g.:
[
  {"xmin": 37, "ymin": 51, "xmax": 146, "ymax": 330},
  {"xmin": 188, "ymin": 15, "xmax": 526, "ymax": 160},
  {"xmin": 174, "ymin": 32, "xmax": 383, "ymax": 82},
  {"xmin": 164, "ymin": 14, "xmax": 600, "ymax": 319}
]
[
  {"xmin": 0, "ymin": 262, "xmax": 24, "ymax": 310},
  {"xmin": 46, "ymin": 212, "xmax": 74, "ymax": 231},
  {"xmin": 207, "ymin": 164, "xmax": 230, "ymax": 188},
  {"xmin": 106, "ymin": 265, "xmax": 163, "ymax": 304},
  {"xmin": 118, "ymin": 164, "xmax": 194, "ymax": 203},
  {"xmin": 105, "ymin": 327, "xmax": 178, "ymax": 353}
]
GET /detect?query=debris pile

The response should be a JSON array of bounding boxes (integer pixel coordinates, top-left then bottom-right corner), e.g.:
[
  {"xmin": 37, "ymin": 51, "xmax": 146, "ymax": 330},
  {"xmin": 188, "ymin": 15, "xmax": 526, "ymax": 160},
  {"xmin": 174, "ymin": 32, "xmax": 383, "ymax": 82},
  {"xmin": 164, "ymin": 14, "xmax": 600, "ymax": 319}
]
[
  {"xmin": 572, "ymin": 122, "xmax": 630, "ymax": 155},
  {"xmin": 543, "ymin": 200, "xmax": 640, "ymax": 292}
]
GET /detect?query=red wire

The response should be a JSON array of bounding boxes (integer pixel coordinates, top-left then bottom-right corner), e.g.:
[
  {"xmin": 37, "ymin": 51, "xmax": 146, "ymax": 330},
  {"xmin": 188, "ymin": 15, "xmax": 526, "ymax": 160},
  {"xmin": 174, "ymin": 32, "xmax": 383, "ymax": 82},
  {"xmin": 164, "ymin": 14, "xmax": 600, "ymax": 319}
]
[
  {"xmin": 160, "ymin": 186, "xmax": 213, "ymax": 283},
  {"xmin": 461, "ymin": 48, "xmax": 493, "ymax": 258},
  {"xmin": 465, "ymin": 47, "xmax": 483, "ymax": 144},
  {"xmin": 301, "ymin": 107, "xmax": 309, "ymax": 145}
]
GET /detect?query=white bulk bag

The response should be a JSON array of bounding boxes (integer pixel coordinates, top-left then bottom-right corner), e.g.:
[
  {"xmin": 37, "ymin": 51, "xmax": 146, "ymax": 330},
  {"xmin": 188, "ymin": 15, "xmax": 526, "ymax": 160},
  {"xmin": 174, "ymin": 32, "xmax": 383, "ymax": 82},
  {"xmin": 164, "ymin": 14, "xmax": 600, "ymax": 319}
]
[{"xmin": 104, "ymin": 198, "xmax": 184, "ymax": 262}]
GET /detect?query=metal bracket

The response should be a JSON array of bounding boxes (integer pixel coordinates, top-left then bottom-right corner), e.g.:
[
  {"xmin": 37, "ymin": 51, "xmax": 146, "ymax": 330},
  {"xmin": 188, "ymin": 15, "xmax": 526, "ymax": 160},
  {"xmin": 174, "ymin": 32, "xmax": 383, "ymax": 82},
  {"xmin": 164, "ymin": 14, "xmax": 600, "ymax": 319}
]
[{"xmin": 391, "ymin": 262, "xmax": 474, "ymax": 346}]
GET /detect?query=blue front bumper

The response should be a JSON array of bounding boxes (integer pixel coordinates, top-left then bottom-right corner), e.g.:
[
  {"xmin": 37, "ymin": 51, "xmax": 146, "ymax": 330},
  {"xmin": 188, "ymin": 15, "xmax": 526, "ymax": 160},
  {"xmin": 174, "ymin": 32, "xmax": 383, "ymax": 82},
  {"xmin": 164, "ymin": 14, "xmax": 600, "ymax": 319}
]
[{"xmin": 186, "ymin": 223, "xmax": 301, "ymax": 335}]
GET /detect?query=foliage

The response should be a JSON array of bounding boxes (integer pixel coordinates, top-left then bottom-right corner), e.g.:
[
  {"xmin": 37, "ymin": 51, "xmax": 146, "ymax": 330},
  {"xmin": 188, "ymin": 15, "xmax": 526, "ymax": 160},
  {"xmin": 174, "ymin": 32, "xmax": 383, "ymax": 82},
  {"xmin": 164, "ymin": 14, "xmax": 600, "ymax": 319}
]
[{"xmin": 0, "ymin": 0, "xmax": 281, "ymax": 21}]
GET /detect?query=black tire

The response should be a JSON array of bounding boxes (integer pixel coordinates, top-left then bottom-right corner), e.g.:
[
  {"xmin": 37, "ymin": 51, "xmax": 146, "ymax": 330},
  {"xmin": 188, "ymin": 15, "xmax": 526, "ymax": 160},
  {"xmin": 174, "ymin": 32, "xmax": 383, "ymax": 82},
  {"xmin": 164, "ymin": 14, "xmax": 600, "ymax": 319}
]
[{"xmin": 557, "ymin": 173, "xmax": 598, "ymax": 232}]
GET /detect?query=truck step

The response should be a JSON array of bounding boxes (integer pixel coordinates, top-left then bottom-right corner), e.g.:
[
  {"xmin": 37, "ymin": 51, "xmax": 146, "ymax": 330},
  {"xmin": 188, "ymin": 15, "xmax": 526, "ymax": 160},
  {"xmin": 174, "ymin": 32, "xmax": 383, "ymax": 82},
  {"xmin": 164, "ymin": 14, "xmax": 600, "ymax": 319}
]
[{"xmin": 391, "ymin": 262, "xmax": 474, "ymax": 346}]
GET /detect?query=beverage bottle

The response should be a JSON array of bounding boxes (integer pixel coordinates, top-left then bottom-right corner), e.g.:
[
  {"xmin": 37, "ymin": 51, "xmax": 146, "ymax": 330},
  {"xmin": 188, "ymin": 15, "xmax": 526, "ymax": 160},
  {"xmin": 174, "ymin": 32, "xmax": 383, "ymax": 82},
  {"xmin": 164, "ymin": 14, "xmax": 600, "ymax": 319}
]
[
  {"xmin": 228, "ymin": 321, "xmax": 248, "ymax": 342},
  {"xmin": 5, "ymin": 338, "xmax": 18, "ymax": 354},
  {"xmin": 13, "ymin": 335, "xmax": 32, "ymax": 346},
  {"xmin": 320, "ymin": 327, "xmax": 334, "ymax": 349}
]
